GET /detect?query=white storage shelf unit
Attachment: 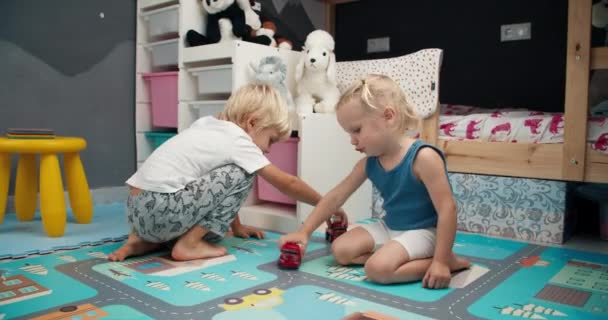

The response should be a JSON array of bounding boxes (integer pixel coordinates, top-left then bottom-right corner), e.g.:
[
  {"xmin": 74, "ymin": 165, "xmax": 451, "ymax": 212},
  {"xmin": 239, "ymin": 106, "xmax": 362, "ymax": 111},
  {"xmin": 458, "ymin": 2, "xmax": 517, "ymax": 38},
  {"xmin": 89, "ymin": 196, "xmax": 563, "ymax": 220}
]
[
  {"xmin": 136, "ymin": 0, "xmax": 181, "ymax": 167},
  {"xmin": 136, "ymin": 0, "xmax": 372, "ymax": 231}
]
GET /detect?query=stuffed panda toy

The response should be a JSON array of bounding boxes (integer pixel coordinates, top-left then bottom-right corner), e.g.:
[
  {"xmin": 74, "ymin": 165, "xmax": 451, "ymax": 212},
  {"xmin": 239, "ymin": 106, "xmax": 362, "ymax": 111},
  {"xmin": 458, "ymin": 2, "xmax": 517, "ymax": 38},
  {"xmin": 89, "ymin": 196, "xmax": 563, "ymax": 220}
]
[{"xmin": 186, "ymin": 0, "xmax": 271, "ymax": 47}]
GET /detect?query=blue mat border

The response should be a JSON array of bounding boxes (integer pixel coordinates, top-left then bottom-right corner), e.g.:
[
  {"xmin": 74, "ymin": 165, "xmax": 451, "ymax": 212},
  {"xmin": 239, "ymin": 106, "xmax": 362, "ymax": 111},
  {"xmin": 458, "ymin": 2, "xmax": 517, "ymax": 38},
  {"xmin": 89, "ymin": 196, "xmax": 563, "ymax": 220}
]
[{"xmin": 0, "ymin": 235, "xmax": 128, "ymax": 261}]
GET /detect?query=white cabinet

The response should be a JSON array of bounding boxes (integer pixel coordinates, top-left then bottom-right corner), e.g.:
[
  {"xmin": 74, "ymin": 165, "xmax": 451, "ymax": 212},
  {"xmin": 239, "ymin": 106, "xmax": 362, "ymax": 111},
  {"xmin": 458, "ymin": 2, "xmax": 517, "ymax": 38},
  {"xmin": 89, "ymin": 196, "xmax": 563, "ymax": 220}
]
[{"xmin": 297, "ymin": 114, "xmax": 372, "ymax": 224}]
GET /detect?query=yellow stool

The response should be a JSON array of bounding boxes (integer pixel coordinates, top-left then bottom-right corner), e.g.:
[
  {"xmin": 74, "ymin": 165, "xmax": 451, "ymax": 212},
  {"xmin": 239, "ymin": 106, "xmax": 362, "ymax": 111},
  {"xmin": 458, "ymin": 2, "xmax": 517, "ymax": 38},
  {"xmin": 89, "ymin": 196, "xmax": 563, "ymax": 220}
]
[{"xmin": 0, "ymin": 137, "xmax": 93, "ymax": 237}]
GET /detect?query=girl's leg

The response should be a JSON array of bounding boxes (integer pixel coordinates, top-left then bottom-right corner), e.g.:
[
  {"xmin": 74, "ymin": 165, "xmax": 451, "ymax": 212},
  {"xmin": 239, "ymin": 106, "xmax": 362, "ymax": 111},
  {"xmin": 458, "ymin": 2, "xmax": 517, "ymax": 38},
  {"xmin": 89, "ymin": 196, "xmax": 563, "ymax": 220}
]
[
  {"xmin": 365, "ymin": 238, "xmax": 471, "ymax": 285},
  {"xmin": 108, "ymin": 232, "xmax": 160, "ymax": 261},
  {"xmin": 364, "ymin": 241, "xmax": 430, "ymax": 284},
  {"xmin": 331, "ymin": 227, "xmax": 376, "ymax": 265},
  {"xmin": 365, "ymin": 227, "xmax": 437, "ymax": 283}
]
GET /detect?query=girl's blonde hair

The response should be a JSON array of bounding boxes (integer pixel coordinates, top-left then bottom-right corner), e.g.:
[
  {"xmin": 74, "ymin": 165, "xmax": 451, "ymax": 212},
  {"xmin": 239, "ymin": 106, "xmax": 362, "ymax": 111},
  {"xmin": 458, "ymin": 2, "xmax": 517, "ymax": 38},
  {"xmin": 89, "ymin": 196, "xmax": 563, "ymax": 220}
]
[
  {"xmin": 222, "ymin": 83, "xmax": 291, "ymax": 139},
  {"xmin": 336, "ymin": 74, "xmax": 420, "ymax": 133}
]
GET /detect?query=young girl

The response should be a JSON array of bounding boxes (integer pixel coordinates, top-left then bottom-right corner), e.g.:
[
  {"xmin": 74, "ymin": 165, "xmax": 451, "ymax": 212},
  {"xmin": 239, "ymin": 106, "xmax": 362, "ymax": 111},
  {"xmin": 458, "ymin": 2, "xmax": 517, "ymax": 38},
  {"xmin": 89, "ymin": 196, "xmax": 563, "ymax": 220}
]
[
  {"xmin": 279, "ymin": 74, "xmax": 470, "ymax": 289},
  {"xmin": 109, "ymin": 83, "xmax": 345, "ymax": 262}
]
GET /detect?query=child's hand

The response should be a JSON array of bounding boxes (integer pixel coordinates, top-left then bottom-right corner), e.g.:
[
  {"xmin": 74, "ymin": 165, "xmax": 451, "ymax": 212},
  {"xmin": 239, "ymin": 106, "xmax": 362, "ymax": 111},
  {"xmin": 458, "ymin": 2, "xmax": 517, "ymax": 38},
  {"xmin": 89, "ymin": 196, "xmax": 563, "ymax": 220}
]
[
  {"xmin": 422, "ymin": 260, "xmax": 451, "ymax": 289},
  {"xmin": 278, "ymin": 232, "xmax": 309, "ymax": 253},
  {"xmin": 232, "ymin": 225, "xmax": 266, "ymax": 239}
]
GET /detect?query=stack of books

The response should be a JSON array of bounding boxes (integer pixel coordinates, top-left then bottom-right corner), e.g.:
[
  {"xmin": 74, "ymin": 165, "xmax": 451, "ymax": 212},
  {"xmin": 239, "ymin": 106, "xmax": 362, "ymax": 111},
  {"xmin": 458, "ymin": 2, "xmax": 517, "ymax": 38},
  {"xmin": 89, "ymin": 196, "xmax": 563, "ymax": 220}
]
[{"xmin": 5, "ymin": 128, "xmax": 55, "ymax": 139}]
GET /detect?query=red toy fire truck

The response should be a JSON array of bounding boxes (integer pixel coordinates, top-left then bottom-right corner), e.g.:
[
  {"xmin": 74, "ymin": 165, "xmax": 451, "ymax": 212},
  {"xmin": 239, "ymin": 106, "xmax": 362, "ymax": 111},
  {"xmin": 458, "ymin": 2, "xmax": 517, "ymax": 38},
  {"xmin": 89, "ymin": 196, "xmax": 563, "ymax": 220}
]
[
  {"xmin": 325, "ymin": 216, "xmax": 348, "ymax": 243},
  {"xmin": 278, "ymin": 241, "xmax": 302, "ymax": 269}
]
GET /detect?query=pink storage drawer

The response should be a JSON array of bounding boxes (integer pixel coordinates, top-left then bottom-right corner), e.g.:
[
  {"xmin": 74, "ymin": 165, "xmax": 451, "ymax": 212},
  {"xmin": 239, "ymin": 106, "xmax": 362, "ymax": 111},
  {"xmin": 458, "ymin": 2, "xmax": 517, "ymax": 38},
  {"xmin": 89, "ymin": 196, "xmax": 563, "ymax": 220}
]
[
  {"xmin": 257, "ymin": 137, "xmax": 299, "ymax": 205},
  {"xmin": 143, "ymin": 72, "xmax": 178, "ymax": 128}
]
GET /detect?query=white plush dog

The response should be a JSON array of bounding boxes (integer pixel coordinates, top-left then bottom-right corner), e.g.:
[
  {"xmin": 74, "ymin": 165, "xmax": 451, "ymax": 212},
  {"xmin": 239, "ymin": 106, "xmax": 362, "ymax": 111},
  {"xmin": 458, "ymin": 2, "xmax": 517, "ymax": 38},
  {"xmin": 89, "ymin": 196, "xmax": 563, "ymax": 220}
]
[{"xmin": 294, "ymin": 30, "xmax": 341, "ymax": 114}]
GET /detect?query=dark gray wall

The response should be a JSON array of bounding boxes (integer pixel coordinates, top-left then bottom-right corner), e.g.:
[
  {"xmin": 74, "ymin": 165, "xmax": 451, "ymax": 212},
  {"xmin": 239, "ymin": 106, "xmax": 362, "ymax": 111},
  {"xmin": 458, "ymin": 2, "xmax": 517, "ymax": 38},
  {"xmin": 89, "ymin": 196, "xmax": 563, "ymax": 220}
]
[
  {"xmin": 335, "ymin": 0, "xmax": 583, "ymax": 112},
  {"xmin": 0, "ymin": 0, "xmax": 136, "ymax": 193}
]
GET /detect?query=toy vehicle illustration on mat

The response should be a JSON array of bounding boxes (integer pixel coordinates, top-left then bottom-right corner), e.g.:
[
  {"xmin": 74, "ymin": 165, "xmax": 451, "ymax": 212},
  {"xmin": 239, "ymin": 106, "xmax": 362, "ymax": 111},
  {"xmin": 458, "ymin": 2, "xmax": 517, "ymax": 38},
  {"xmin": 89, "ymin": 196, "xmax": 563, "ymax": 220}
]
[
  {"xmin": 31, "ymin": 303, "xmax": 108, "ymax": 320},
  {"xmin": 278, "ymin": 242, "xmax": 302, "ymax": 269},
  {"xmin": 343, "ymin": 311, "xmax": 400, "ymax": 320},
  {"xmin": 325, "ymin": 216, "xmax": 348, "ymax": 243},
  {"xmin": 219, "ymin": 287, "xmax": 285, "ymax": 311}
]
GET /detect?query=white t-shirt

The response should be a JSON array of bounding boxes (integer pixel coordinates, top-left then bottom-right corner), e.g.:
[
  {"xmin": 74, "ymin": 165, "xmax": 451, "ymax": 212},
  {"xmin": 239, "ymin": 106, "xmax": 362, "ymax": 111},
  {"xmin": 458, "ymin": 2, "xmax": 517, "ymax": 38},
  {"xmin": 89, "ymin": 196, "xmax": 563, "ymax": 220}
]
[{"xmin": 126, "ymin": 116, "xmax": 270, "ymax": 193}]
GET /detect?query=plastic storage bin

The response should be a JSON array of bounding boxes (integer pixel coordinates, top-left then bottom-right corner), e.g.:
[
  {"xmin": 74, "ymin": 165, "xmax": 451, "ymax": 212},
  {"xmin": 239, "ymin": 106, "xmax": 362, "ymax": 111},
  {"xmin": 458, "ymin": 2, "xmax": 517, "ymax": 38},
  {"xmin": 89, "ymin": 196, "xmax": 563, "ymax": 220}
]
[
  {"xmin": 140, "ymin": 5, "xmax": 179, "ymax": 41},
  {"xmin": 143, "ymin": 72, "xmax": 178, "ymax": 128},
  {"xmin": 257, "ymin": 138, "xmax": 299, "ymax": 205},
  {"xmin": 147, "ymin": 39, "xmax": 178, "ymax": 69},
  {"xmin": 145, "ymin": 131, "xmax": 176, "ymax": 150},
  {"xmin": 190, "ymin": 100, "xmax": 227, "ymax": 118},
  {"xmin": 189, "ymin": 65, "xmax": 233, "ymax": 96}
]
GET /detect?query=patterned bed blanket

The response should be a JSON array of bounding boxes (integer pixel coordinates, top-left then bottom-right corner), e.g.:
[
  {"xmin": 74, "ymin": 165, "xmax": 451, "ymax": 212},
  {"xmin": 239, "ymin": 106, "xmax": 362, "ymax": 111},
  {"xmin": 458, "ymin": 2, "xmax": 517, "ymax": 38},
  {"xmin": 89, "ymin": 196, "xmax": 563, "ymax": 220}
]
[{"xmin": 438, "ymin": 104, "xmax": 608, "ymax": 154}]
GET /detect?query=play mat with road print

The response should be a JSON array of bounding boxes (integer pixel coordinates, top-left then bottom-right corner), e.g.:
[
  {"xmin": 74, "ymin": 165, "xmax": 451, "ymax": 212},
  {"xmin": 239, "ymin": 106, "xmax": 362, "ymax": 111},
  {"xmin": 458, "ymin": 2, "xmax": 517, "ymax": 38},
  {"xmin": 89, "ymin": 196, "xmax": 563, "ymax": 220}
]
[{"xmin": 1, "ymin": 222, "xmax": 607, "ymax": 320}]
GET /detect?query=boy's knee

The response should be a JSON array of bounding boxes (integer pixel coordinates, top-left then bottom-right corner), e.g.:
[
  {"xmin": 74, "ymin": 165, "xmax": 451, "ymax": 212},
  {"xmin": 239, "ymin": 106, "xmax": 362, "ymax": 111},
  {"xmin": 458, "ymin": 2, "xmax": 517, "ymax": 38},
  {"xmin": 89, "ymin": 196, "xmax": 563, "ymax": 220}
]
[{"xmin": 364, "ymin": 259, "xmax": 394, "ymax": 284}]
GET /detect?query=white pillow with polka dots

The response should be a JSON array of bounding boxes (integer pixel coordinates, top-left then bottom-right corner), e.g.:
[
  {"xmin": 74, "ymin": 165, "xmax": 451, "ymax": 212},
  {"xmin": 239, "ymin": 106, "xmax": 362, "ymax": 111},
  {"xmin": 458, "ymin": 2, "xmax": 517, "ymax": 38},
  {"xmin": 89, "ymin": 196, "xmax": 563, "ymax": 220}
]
[{"xmin": 335, "ymin": 49, "xmax": 442, "ymax": 119}]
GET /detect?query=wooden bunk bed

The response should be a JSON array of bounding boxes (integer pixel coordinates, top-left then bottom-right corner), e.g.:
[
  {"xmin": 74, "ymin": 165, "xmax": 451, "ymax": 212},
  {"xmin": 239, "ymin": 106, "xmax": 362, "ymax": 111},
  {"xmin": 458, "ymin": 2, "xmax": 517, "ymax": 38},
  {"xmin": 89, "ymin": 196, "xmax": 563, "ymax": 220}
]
[
  {"xmin": 328, "ymin": 0, "xmax": 608, "ymax": 183},
  {"xmin": 425, "ymin": 0, "xmax": 608, "ymax": 183}
]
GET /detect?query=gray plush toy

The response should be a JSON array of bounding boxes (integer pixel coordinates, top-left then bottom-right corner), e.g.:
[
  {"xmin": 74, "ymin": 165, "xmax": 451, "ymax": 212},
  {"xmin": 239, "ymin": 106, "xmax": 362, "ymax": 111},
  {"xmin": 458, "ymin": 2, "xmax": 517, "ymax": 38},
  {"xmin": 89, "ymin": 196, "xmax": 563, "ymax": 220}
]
[
  {"xmin": 249, "ymin": 56, "xmax": 294, "ymax": 108},
  {"xmin": 250, "ymin": 56, "xmax": 297, "ymax": 130}
]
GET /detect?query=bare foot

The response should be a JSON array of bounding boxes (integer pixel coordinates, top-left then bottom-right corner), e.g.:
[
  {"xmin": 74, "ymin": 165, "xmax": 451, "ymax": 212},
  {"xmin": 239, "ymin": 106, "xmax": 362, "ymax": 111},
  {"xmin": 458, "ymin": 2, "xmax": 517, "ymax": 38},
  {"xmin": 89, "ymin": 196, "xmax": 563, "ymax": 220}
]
[
  {"xmin": 449, "ymin": 253, "xmax": 472, "ymax": 272},
  {"xmin": 171, "ymin": 239, "xmax": 228, "ymax": 261},
  {"xmin": 108, "ymin": 233, "xmax": 160, "ymax": 262}
]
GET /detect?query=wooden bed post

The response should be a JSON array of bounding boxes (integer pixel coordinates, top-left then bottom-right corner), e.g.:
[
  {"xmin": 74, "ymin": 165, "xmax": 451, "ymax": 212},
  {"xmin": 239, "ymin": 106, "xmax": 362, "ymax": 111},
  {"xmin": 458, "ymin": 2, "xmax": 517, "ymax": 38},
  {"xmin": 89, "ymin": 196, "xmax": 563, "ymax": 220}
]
[
  {"xmin": 563, "ymin": 0, "xmax": 592, "ymax": 181},
  {"xmin": 324, "ymin": 2, "xmax": 336, "ymax": 36},
  {"xmin": 420, "ymin": 104, "xmax": 439, "ymax": 146}
]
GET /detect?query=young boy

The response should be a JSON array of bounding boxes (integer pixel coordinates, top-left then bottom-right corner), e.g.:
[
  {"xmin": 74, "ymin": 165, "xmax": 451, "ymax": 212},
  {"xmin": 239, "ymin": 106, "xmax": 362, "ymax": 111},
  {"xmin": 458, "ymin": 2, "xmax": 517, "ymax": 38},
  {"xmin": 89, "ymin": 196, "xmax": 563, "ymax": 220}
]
[{"xmin": 109, "ymin": 83, "xmax": 345, "ymax": 262}]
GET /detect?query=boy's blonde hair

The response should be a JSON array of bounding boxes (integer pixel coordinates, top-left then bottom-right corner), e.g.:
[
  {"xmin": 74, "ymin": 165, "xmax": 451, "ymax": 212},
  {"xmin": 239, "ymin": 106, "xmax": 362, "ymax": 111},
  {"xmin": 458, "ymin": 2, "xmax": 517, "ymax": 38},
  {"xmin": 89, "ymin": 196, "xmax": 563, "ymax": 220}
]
[
  {"xmin": 222, "ymin": 83, "xmax": 291, "ymax": 139},
  {"xmin": 336, "ymin": 74, "xmax": 420, "ymax": 133}
]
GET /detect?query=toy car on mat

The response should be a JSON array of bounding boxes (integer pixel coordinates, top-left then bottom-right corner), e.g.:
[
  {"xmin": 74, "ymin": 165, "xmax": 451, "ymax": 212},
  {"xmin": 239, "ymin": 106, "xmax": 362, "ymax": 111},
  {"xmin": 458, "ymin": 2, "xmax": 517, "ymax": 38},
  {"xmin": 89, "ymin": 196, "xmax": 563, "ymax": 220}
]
[
  {"xmin": 278, "ymin": 241, "xmax": 302, "ymax": 269},
  {"xmin": 325, "ymin": 217, "xmax": 347, "ymax": 243}
]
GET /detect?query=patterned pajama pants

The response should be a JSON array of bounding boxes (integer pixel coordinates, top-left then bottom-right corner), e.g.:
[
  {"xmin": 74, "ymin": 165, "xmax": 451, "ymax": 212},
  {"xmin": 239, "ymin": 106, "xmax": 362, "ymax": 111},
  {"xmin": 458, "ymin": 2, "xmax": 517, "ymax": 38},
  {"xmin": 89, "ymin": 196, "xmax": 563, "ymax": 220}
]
[{"xmin": 126, "ymin": 164, "xmax": 254, "ymax": 243}]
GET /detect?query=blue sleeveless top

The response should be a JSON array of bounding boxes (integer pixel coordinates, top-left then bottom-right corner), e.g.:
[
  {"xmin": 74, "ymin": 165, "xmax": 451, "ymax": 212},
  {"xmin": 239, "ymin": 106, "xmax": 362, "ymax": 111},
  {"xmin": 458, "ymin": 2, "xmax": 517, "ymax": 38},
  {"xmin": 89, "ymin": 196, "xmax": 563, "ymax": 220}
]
[{"xmin": 366, "ymin": 140, "xmax": 448, "ymax": 230}]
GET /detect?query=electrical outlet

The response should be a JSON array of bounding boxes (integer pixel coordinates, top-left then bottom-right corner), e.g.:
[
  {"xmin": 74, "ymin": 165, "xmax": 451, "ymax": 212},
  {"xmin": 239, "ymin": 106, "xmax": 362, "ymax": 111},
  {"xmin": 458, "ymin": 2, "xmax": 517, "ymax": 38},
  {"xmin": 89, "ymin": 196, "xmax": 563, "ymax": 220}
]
[
  {"xmin": 367, "ymin": 37, "xmax": 390, "ymax": 53},
  {"xmin": 501, "ymin": 23, "xmax": 531, "ymax": 42}
]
